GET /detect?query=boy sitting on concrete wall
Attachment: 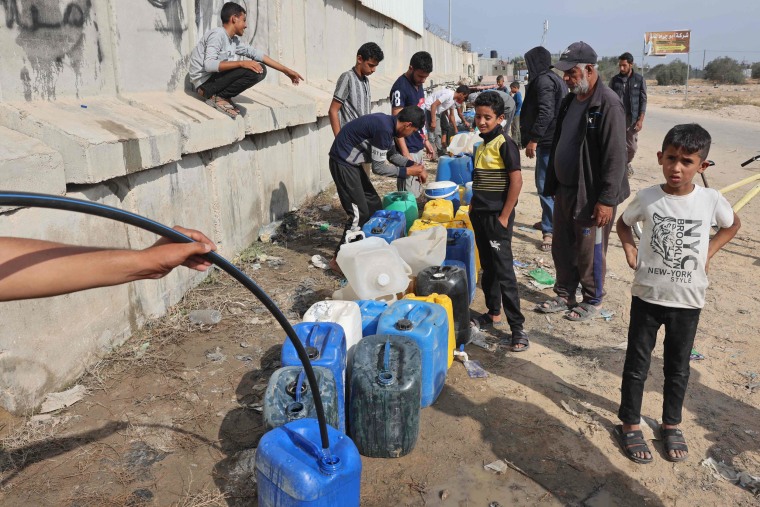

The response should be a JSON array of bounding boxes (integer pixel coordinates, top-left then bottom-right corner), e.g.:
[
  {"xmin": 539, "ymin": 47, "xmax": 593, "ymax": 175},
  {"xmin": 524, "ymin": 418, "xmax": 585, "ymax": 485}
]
[{"xmin": 189, "ymin": 2, "xmax": 303, "ymax": 119}]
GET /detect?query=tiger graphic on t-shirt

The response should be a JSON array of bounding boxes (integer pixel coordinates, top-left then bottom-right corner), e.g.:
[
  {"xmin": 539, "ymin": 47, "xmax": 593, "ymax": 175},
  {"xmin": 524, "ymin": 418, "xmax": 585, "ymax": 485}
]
[{"xmin": 650, "ymin": 213, "xmax": 678, "ymax": 268}]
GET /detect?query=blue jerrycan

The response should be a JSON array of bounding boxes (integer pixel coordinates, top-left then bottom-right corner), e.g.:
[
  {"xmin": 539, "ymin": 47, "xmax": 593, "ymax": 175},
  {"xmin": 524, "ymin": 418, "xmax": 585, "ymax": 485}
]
[
  {"xmin": 356, "ymin": 300, "xmax": 389, "ymax": 337},
  {"xmin": 263, "ymin": 367, "xmax": 341, "ymax": 431},
  {"xmin": 445, "ymin": 228, "xmax": 476, "ymax": 303},
  {"xmin": 281, "ymin": 322, "xmax": 347, "ymax": 432},
  {"xmin": 349, "ymin": 335, "xmax": 421, "ymax": 457},
  {"xmin": 255, "ymin": 418, "xmax": 361, "ymax": 506},
  {"xmin": 361, "ymin": 210, "xmax": 406, "ymax": 243},
  {"xmin": 375, "ymin": 300, "xmax": 448, "ymax": 407}
]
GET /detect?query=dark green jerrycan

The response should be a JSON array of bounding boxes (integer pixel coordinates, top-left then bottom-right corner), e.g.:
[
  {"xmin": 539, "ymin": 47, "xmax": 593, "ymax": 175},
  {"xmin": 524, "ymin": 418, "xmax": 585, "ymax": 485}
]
[{"xmin": 348, "ymin": 335, "xmax": 421, "ymax": 458}]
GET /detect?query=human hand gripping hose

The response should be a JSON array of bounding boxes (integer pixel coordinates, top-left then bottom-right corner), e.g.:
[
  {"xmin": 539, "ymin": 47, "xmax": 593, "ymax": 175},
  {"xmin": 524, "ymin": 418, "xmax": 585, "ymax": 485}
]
[{"xmin": 0, "ymin": 191, "xmax": 334, "ymax": 456}]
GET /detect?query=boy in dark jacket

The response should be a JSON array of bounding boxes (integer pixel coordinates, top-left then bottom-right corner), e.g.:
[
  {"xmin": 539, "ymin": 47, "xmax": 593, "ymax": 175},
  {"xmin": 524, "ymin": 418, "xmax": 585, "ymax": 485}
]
[{"xmin": 520, "ymin": 46, "xmax": 568, "ymax": 252}]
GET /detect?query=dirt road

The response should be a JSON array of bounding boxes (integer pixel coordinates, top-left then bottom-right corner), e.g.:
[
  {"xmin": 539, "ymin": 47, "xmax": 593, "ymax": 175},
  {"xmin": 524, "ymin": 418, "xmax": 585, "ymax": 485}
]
[{"xmin": 0, "ymin": 103, "xmax": 758, "ymax": 506}]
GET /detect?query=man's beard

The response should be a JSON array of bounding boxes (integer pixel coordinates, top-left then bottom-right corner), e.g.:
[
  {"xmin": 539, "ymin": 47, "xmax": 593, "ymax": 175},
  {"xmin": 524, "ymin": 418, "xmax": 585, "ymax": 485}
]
[{"xmin": 570, "ymin": 70, "xmax": 590, "ymax": 95}]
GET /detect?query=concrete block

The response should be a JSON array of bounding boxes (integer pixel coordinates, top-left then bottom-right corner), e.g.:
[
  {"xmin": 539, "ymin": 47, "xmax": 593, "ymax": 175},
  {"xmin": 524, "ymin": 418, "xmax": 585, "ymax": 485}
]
[
  {"xmin": 255, "ymin": 128, "xmax": 294, "ymax": 225},
  {"xmin": 372, "ymin": 75, "xmax": 397, "ymax": 104},
  {"xmin": 315, "ymin": 117, "xmax": 335, "ymax": 191},
  {"xmin": 0, "ymin": 98, "xmax": 181, "ymax": 184},
  {"xmin": 109, "ymin": 0, "xmax": 195, "ymax": 93},
  {"xmin": 208, "ymin": 138, "xmax": 265, "ymax": 257},
  {"xmin": 119, "ymin": 92, "xmax": 245, "ymax": 155},
  {"xmin": 290, "ymin": 83, "xmax": 333, "ymax": 117},
  {"xmin": 238, "ymin": 84, "xmax": 316, "ymax": 134},
  {"xmin": 0, "ymin": 126, "xmax": 66, "ymax": 212},
  {"xmin": 0, "ymin": 0, "xmax": 117, "ymax": 102},
  {"xmin": 0, "ymin": 185, "xmax": 134, "ymax": 414},
  {"xmin": 120, "ymin": 155, "xmax": 215, "ymax": 318},
  {"xmin": 305, "ymin": 0, "xmax": 328, "ymax": 80},
  {"xmin": 290, "ymin": 124, "xmax": 320, "ymax": 205}
]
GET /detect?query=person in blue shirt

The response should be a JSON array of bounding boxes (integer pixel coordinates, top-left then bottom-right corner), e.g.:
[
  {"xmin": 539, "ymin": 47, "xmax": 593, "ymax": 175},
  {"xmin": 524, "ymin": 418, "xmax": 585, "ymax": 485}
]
[
  {"xmin": 509, "ymin": 81, "xmax": 523, "ymax": 146},
  {"xmin": 328, "ymin": 107, "xmax": 428, "ymax": 273},
  {"xmin": 390, "ymin": 52, "xmax": 436, "ymax": 196}
]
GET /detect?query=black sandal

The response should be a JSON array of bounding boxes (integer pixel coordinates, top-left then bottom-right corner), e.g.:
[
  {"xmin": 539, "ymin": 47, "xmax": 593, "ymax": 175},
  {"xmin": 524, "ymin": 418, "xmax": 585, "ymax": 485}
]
[
  {"xmin": 661, "ymin": 427, "xmax": 689, "ymax": 462},
  {"xmin": 510, "ymin": 330, "xmax": 530, "ymax": 352},
  {"xmin": 614, "ymin": 425, "xmax": 653, "ymax": 464}
]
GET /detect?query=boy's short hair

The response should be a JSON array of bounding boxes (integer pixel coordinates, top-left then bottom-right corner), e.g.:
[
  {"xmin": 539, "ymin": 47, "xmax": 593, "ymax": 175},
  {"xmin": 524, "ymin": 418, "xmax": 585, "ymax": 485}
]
[
  {"xmin": 618, "ymin": 52, "xmax": 634, "ymax": 64},
  {"xmin": 358, "ymin": 42, "xmax": 384, "ymax": 63},
  {"xmin": 455, "ymin": 85, "xmax": 470, "ymax": 95},
  {"xmin": 397, "ymin": 106, "xmax": 425, "ymax": 129},
  {"xmin": 474, "ymin": 91, "xmax": 505, "ymax": 117},
  {"xmin": 662, "ymin": 123, "xmax": 712, "ymax": 161},
  {"xmin": 509, "ymin": 81, "xmax": 520, "ymax": 89},
  {"xmin": 221, "ymin": 2, "xmax": 245, "ymax": 24},
  {"xmin": 409, "ymin": 51, "xmax": 433, "ymax": 73},
  {"xmin": 496, "ymin": 74, "xmax": 504, "ymax": 82}
]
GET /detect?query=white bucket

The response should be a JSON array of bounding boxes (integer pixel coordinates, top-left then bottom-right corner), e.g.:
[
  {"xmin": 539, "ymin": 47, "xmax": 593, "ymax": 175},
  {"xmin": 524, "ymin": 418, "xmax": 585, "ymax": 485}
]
[{"xmin": 424, "ymin": 181, "xmax": 458, "ymax": 200}]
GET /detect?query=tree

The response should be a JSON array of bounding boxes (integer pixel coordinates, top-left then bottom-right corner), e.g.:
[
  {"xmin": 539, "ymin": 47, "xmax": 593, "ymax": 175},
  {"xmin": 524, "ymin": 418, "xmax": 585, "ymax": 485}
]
[
  {"xmin": 752, "ymin": 62, "xmax": 760, "ymax": 79},
  {"xmin": 459, "ymin": 40, "xmax": 472, "ymax": 52},
  {"xmin": 704, "ymin": 57, "xmax": 745, "ymax": 84},
  {"xmin": 655, "ymin": 60, "xmax": 688, "ymax": 85}
]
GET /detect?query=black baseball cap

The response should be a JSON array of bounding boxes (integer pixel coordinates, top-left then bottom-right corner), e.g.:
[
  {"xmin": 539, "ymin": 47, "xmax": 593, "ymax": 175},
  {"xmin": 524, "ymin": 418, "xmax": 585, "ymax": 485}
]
[{"xmin": 552, "ymin": 41, "xmax": 598, "ymax": 71}]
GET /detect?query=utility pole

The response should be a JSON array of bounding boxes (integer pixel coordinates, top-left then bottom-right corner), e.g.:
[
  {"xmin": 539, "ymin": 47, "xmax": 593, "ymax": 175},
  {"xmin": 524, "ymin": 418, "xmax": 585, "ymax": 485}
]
[
  {"xmin": 448, "ymin": 0, "xmax": 452, "ymax": 43},
  {"xmin": 540, "ymin": 20, "xmax": 548, "ymax": 47}
]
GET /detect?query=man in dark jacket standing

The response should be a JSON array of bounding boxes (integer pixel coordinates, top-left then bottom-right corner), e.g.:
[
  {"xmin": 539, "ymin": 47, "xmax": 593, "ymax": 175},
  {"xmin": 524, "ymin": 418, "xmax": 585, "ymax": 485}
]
[
  {"xmin": 520, "ymin": 46, "xmax": 568, "ymax": 252},
  {"xmin": 537, "ymin": 41, "xmax": 630, "ymax": 321},
  {"xmin": 609, "ymin": 52, "xmax": 647, "ymax": 177}
]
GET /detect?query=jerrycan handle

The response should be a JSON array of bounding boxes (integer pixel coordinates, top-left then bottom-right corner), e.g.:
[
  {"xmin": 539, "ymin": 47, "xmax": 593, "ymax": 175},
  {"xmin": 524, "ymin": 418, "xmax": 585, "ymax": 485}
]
[
  {"xmin": 370, "ymin": 219, "xmax": 389, "ymax": 235},
  {"xmin": 305, "ymin": 325, "xmax": 323, "ymax": 354},
  {"xmin": 344, "ymin": 229, "xmax": 366, "ymax": 243},
  {"xmin": 377, "ymin": 339, "xmax": 394, "ymax": 386},
  {"xmin": 295, "ymin": 370, "xmax": 306, "ymax": 402}
]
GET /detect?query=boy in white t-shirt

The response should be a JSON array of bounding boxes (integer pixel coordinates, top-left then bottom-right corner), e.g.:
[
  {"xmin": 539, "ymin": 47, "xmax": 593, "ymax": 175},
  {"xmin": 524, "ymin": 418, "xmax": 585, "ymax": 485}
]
[{"xmin": 614, "ymin": 124, "xmax": 740, "ymax": 464}]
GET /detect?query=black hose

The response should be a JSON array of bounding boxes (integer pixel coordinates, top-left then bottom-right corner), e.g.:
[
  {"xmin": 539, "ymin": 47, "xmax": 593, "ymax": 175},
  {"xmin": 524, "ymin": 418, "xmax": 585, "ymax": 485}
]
[{"xmin": 0, "ymin": 191, "xmax": 331, "ymax": 451}]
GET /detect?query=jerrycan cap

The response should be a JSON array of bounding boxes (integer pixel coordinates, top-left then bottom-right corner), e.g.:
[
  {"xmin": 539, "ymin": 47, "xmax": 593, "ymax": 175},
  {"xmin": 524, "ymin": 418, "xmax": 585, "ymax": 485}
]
[
  {"xmin": 395, "ymin": 318, "xmax": 413, "ymax": 331},
  {"xmin": 377, "ymin": 273, "xmax": 391, "ymax": 287},
  {"xmin": 305, "ymin": 346, "xmax": 320, "ymax": 360}
]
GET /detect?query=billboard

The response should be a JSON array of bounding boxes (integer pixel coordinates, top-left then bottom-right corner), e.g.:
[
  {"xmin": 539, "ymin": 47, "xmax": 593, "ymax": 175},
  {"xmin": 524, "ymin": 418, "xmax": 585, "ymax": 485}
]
[{"xmin": 644, "ymin": 30, "xmax": 691, "ymax": 55}]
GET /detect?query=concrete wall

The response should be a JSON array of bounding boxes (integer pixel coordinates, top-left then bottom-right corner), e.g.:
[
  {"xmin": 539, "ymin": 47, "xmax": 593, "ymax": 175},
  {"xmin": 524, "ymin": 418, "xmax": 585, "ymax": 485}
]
[{"xmin": 0, "ymin": 0, "xmax": 476, "ymax": 414}]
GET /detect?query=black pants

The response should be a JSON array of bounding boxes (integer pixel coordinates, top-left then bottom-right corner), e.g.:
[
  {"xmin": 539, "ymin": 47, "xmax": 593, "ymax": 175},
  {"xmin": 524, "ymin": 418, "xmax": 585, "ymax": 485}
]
[
  {"xmin": 198, "ymin": 66, "xmax": 267, "ymax": 99},
  {"xmin": 470, "ymin": 209, "xmax": 525, "ymax": 332},
  {"xmin": 618, "ymin": 297, "xmax": 701, "ymax": 425},
  {"xmin": 329, "ymin": 158, "xmax": 382, "ymax": 257}
]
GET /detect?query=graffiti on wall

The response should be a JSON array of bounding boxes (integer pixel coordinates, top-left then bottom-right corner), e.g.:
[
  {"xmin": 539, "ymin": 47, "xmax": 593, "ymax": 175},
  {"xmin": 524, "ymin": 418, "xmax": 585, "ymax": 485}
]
[
  {"xmin": 147, "ymin": 0, "xmax": 187, "ymax": 49},
  {"xmin": 1, "ymin": 0, "xmax": 96, "ymax": 99}
]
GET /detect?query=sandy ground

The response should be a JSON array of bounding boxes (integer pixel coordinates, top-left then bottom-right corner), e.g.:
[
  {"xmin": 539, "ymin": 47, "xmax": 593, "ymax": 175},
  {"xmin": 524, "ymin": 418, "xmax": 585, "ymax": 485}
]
[{"xmin": 0, "ymin": 90, "xmax": 759, "ymax": 506}]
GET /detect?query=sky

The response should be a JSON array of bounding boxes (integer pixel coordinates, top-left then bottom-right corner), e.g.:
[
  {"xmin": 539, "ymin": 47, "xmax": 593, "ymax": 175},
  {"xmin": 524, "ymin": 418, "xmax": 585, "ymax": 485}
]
[{"xmin": 423, "ymin": 0, "xmax": 760, "ymax": 68}]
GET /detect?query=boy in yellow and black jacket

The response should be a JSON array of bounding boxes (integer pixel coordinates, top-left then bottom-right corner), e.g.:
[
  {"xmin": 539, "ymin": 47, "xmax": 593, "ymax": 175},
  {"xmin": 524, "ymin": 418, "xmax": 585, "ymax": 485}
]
[{"xmin": 469, "ymin": 92, "xmax": 529, "ymax": 351}]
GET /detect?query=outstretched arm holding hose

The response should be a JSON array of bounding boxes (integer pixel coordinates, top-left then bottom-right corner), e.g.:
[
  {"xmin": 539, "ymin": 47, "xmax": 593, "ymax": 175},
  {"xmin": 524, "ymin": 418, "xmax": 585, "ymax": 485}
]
[{"xmin": 0, "ymin": 226, "xmax": 216, "ymax": 302}]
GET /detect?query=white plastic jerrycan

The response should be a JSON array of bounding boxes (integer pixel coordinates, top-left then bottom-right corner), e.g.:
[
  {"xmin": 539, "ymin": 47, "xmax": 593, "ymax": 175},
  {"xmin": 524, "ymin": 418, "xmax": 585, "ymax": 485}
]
[
  {"xmin": 336, "ymin": 236, "xmax": 412, "ymax": 300},
  {"xmin": 391, "ymin": 225, "xmax": 447, "ymax": 276}
]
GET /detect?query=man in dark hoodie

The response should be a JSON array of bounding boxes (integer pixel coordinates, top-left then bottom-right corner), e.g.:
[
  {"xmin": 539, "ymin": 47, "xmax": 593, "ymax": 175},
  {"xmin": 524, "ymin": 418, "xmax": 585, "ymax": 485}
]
[
  {"xmin": 537, "ymin": 41, "xmax": 629, "ymax": 322},
  {"xmin": 520, "ymin": 46, "xmax": 568, "ymax": 252}
]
